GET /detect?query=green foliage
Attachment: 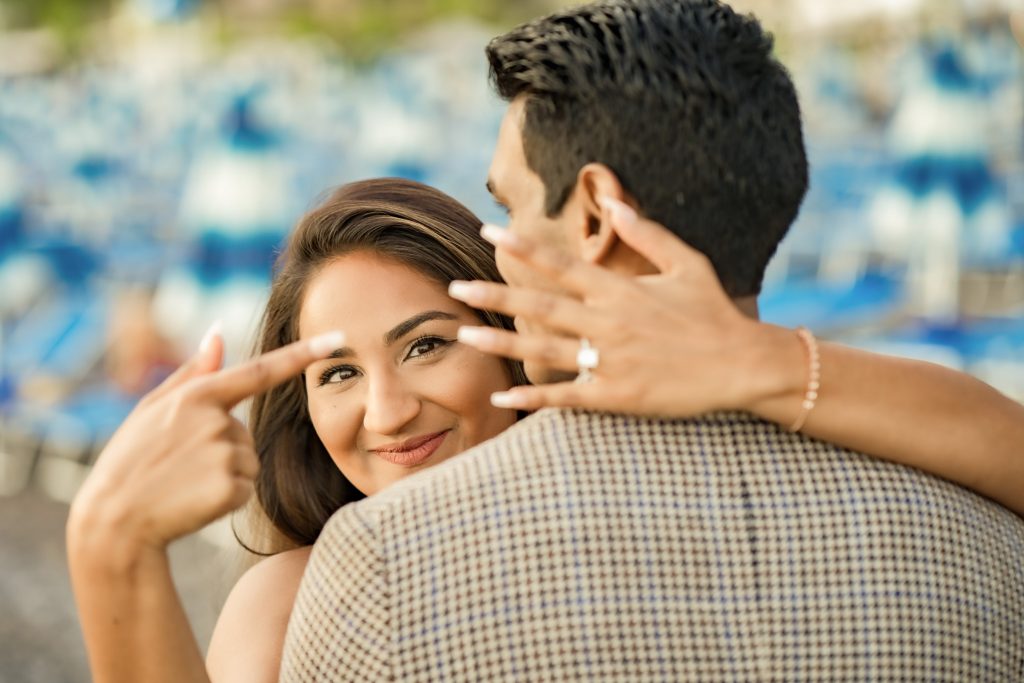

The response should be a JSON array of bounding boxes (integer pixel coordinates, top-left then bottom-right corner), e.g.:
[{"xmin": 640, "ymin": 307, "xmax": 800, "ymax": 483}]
[
  {"xmin": 2, "ymin": 0, "xmax": 109, "ymax": 29},
  {"xmin": 2, "ymin": 0, "xmax": 111, "ymax": 58},
  {"xmin": 277, "ymin": 0, "xmax": 562, "ymax": 60},
  {"xmin": 0, "ymin": 0, "xmax": 568, "ymax": 61}
]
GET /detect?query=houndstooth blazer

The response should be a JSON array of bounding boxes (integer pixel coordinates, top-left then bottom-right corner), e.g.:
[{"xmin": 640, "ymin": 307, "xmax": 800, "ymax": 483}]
[{"xmin": 280, "ymin": 409, "xmax": 1024, "ymax": 681}]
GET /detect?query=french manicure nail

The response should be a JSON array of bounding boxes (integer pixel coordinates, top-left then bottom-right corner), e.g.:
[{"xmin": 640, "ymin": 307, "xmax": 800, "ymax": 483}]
[
  {"xmin": 448, "ymin": 281, "xmax": 481, "ymax": 302},
  {"xmin": 457, "ymin": 326, "xmax": 495, "ymax": 346},
  {"xmin": 598, "ymin": 196, "xmax": 637, "ymax": 226},
  {"xmin": 199, "ymin": 320, "xmax": 222, "ymax": 353},
  {"xmin": 481, "ymin": 223, "xmax": 516, "ymax": 248},
  {"xmin": 491, "ymin": 391, "xmax": 525, "ymax": 408},
  {"xmin": 308, "ymin": 331, "xmax": 345, "ymax": 357}
]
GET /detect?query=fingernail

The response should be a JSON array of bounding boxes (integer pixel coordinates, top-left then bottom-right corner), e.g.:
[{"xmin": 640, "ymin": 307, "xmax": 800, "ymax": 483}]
[
  {"xmin": 491, "ymin": 391, "xmax": 526, "ymax": 408},
  {"xmin": 481, "ymin": 223, "xmax": 517, "ymax": 249},
  {"xmin": 199, "ymin": 320, "xmax": 222, "ymax": 353},
  {"xmin": 457, "ymin": 326, "xmax": 495, "ymax": 346},
  {"xmin": 598, "ymin": 196, "xmax": 637, "ymax": 226},
  {"xmin": 308, "ymin": 330, "xmax": 345, "ymax": 357},
  {"xmin": 448, "ymin": 281, "xmax": 483, "ymax": 303}
]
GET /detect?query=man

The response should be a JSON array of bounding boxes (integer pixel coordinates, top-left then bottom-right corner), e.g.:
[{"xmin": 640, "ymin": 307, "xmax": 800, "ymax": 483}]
[{"xmin": 281, "ymin": 1, "xmax": 1024, "ymax": 679}]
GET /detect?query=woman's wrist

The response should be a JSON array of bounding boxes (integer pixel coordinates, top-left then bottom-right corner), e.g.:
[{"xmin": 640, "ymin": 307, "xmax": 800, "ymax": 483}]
[
  {"xmin": 735, "ymin": 322, "xmax": 808, "ymax": 424},
  {"xmin": 68, "ymin": 493, "xmax": 167, "ymax": 577}
]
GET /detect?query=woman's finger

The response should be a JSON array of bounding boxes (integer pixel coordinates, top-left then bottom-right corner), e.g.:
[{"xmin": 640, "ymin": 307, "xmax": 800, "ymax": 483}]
[
  {"xmin": 457, "ymin": 326, "xmax": 580, "ymax": 371},
  {"xmin": 227, "ymin": 418, "xmax": 255, "ymax": 449},
  {"xmin": 143, "ymin": 323, "xmax": 224, "ymax": 404},
  {"xmin": 489, "ymin": 381, "xmax": 597, "ymax": 411},
  {"xmin": 195, "ymin": 330, "xmax": 344, "ymax": 409},
  {"xmin": 449, "ymin": 280, "xmax": 603, "ymax": 336},
  {"xmin": 479, "ymin": 223, "xmax": 626, "ymax": 297},
  {"xmin": 228, "ymin": 477, "xmax": 256, "ymax": 510},
  {"xmin": 231, "ymin": 445, "xmax": 260, "ymax": 480},
  {"xmin": 598, "ymin": 196, "xmax": 711, "ymax": 276}
]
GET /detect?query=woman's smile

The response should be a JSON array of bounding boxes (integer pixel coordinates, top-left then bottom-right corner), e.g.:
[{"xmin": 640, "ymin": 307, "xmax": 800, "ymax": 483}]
[{"xmin": 369, "ymin": 429, "xmax": 451, "ymax": 467}]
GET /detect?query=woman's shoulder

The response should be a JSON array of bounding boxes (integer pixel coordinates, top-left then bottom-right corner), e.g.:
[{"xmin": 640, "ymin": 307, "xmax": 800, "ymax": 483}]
[
  {"xmin": 206, "ymin": 546, "xmax": 313, "ymax": 682},
  {"xmin": 242, "ymin": 545, "xmax": 314, "ymax": 586},
  {"xmin": 225, "ymin": 545, "xmax": 314, "ymax": 607}
]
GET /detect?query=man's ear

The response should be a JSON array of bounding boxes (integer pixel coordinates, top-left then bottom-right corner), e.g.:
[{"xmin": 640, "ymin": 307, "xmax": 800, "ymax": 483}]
[{"xmin": 572, "ymin": 163, "xmax": 634, "ymax": 265}]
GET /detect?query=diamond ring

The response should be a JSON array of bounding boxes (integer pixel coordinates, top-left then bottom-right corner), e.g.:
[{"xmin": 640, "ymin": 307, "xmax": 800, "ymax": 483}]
[{"xmin": 576, "ymin": 337, "xmax": 600, "ymax": 383}]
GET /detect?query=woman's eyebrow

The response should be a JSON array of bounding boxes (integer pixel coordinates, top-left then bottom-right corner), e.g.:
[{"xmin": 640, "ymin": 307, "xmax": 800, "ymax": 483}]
[
  {"xmin": 324, "ymin": 346, "xmax": 354, "ymax": 360},
  {"xmin": 383, "ymin": 311, "xmax": 459, "ymax": 346}
]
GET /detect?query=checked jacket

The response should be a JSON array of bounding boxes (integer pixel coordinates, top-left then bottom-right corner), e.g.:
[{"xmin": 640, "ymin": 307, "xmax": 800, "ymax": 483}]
[{"xmin": 281, "ymin": 408, "xmax": 1024, "ymax": 681}]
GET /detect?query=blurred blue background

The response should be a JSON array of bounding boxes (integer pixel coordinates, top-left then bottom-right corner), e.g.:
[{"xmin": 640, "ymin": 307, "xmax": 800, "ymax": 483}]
[
  {"xmin": 0, "ymin": 1, "xmax": 1021, "ymax": 679},
  {"xmin": 1, "ymin": 0, "xmax": 1022, "ymax": 498}
]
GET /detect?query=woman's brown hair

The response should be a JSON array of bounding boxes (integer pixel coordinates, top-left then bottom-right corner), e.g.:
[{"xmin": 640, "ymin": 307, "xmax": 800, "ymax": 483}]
[{"xmin": 243, "ymin": 177, "xmax": 525, "ymax": 554}]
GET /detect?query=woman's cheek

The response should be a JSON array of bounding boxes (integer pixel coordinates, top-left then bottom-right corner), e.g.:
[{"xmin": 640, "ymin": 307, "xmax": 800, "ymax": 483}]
[
  {"xmin": 308, "ymin": 396, "xmax": 353, "ymax": 467},
  {"xmin": 423, "ymin": 354, "xmax": 490, "ymax": 407},
  {"xmin": 437, "ymin": 351, "xmax": 517, "ymax": 432}
]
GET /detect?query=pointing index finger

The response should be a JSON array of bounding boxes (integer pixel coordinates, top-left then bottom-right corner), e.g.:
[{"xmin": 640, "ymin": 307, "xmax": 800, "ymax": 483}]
[{"xmin": 199, "ymin": 331, "xmax": 344, "ymax": 408}]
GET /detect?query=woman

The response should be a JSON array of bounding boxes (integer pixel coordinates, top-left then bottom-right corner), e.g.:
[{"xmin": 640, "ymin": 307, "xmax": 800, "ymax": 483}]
[{"xmin": 67, "ymin": 178, "xmax": 1024, "ymax": 682}]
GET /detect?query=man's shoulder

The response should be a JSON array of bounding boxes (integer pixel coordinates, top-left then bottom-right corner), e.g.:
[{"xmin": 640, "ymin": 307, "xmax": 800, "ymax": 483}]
[
  {"xmin": 324, "ymin": 407, "xmax": 1022, "ymax": 541},
  {"xmin": 301, "ymin": 416, "xmax": 1024, "ymax": 681},
  {"xmin": 333, "ymin": 407, "xmax": 579, "ymax": 522},
  {"xmin": 319, "ymin": 408, "xmax": 607, "ymax": 532},
  {"xmin": 324, "ymin": 409, "xmax": 845, "ymax": 532}
]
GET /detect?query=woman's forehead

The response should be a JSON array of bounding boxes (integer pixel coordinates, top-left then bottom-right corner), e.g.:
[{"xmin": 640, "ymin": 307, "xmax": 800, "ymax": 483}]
[{"xmin": 297, "ymin": 251, "xmax": 469, "ymax": 340}]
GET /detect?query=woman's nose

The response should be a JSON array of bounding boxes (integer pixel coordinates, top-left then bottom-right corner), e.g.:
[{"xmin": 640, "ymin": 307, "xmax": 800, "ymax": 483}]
[{"xmin": 362, "ymin": 374, "xmax": 421, "ymax": 435}]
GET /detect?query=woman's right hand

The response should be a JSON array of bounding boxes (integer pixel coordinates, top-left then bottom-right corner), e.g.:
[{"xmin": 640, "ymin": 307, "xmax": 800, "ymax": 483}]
[{"xmin": 67, "ymin": 328, "xmax": 345, "ymax": 559}]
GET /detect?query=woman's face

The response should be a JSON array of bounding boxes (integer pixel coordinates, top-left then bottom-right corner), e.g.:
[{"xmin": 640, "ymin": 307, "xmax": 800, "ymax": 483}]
[{"xmin": 299, "ymin": 250, "xmax": 518, "ymax": 495}]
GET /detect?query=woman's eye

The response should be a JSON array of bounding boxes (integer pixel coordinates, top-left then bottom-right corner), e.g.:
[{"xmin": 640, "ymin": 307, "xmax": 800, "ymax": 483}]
[
  {"xmin": 317, "ymin": 365, "xmax": 357, "ymax": 386},
  {"xmin": 407, "ymin": 336, "xmax": 451, "ymax": 360}
]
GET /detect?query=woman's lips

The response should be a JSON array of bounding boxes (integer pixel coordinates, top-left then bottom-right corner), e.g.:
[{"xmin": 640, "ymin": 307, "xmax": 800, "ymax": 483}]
[{"xmin": 371, "ymin": 430, "xmax": 450, "ymax": 467}]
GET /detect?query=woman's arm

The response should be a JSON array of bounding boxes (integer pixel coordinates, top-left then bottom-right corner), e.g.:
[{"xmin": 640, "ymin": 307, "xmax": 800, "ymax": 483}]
[
  {"xmin": 67, "ymin": 337, "xmax": 224, "ymax": 683},
  {"xmin": 67, "ymin": 519, "xmax": 210, "ymax": 683},
  {"xmin": 67, "ymin": 331, "xmax": 340, "ymax": 683},
  {"xmin": 448, "ymin": 202, "xmax": 1024, "ymax": 516},
  {"xmin": 206, "ymin": 547, "xmax": 312, "ymax": 683},
  {"xmin": 746, "ymin": 324, "xmax": 1024, "ymax": 515}
]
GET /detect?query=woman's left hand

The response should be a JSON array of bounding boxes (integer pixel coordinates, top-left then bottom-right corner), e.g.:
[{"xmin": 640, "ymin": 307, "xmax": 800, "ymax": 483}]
[{"xmin": 448, "ymin": 198, "xmax": 802, "ymax": 418}]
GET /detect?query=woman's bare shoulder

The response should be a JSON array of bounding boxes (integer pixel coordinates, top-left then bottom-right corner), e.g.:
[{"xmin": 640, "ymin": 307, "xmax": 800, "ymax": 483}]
[
  {"xmin": 241, "ymin": 545, "xmax": 314, "ymax": 586},
  {"xmin": 206, "ymin": 546, "xmax": 313, "ymax": 683}
]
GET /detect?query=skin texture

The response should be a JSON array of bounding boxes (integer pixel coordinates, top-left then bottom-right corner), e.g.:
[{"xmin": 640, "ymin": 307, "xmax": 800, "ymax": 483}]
[
  {"xmin": 206, "ymin": 546, "xmax": 312, "ymax": 682},
  {"xmin": 298, "ymin": 252, "xmax": 516, "ymax": 495}
]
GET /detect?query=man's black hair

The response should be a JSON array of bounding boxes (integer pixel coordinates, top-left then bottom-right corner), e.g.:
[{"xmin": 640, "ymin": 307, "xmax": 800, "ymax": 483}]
[{"xmin": 486, "ymin": 0, "xmax": 808, "ymax": 296}]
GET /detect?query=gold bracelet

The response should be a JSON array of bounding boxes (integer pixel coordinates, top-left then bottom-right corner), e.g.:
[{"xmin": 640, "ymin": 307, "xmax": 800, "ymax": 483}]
[{"xmin": 788, "ymin": 326, "xmax": 820, "ymax": 433}]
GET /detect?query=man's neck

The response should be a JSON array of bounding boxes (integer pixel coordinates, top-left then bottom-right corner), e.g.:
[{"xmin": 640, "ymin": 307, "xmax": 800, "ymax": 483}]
[{"xmin": 734, "ymin": 295, "xmax": 759, "ymax": 320}]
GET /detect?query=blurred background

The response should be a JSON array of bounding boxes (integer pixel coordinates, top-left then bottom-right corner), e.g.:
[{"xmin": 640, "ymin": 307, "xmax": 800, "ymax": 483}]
[{"xmin": 0, "ymin": 0, "xmax": 1021, "ymax": 680}]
